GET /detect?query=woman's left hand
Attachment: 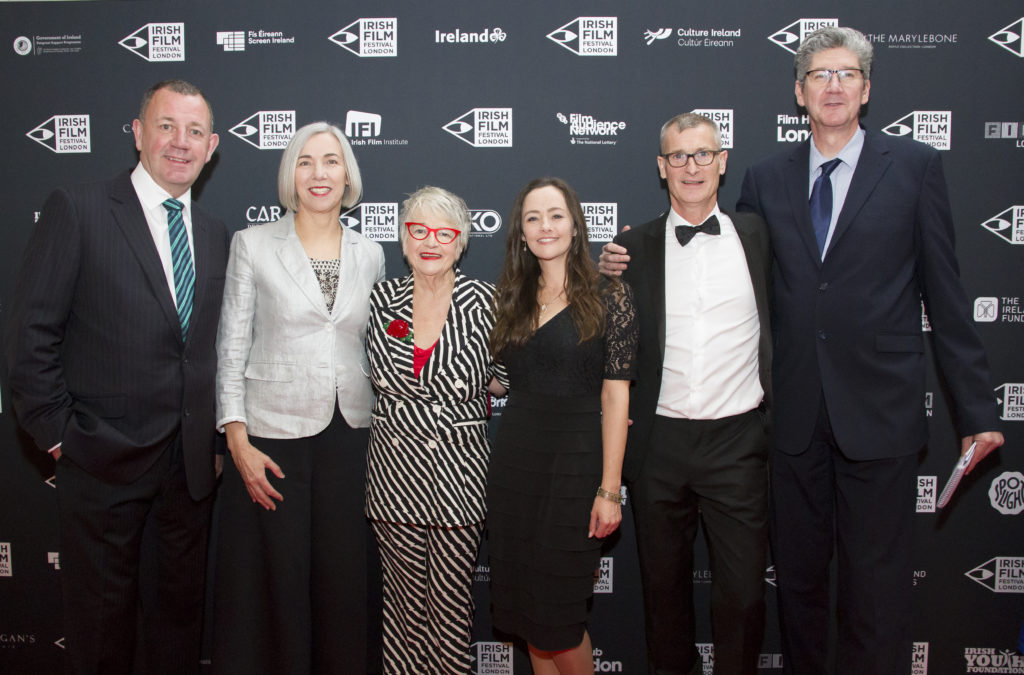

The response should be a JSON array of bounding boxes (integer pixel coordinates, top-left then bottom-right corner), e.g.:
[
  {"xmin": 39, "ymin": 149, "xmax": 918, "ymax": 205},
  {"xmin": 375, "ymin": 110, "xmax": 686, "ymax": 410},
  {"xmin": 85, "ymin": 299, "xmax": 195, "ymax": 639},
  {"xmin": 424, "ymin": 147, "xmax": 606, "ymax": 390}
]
[{"xmin": 588, "ymin": 496, "xmax": 622, "ymax": 539}]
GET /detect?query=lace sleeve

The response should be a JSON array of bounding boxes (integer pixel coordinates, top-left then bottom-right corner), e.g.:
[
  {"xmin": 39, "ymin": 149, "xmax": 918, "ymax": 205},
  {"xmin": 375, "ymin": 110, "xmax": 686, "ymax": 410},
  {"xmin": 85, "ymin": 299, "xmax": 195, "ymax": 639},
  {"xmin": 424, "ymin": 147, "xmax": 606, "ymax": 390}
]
[{"xmin": 603, "ymin": 280, "xmax": 638, "ymax": 380}]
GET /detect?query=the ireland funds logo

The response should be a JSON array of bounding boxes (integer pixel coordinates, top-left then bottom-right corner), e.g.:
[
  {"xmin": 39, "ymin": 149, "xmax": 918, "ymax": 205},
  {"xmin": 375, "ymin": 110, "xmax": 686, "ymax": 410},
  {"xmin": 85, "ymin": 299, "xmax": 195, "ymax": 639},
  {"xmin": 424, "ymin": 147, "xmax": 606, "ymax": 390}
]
[
  {"xmin": 547, "ymin": 17, "xmax": 617, "ymax": 55},
  {"xmin": 329, "ymin": 18, "xmax": 397, "ymax": 56},
  {"xmin": 981, "ymin": 206, "xmax": 1024, "ymax": 244},
  {"xmin": 996, "ymin": 383, "xmax": 1024, "ymax": 421},
  {"xmin": 912, "ymin": 642, "xmax": 929, "ymax": 675},
  {"xmin": 965, "ymin": 556, "xmax": 1024, "ymax": 593},
  {"xmin": 883, "ymin": 111, "xmax": 952, "ymax": 150},
  {"xmin": 26, "ymin": 115, "xmax": 90, "ymax": 153},
  {"xmin": 989, "ymin": 18, "xmax": 1024, "ymax": 57},
  {"xmin": 120, "ymin": 23, "xmax": 184, "ymax": 61},
  {"xmin": 768, "ymin": 18, "xmax": 838, "ymax": 53},
  {"xmin": 230, "ymin": 111, "xmax": 295, "ymax": 149},
  {"xmin": 443, "ymin": 109, "xmax": 512, "ymax": 147},
  {"xmin": 471, "ymin": 642, "xmax": 512, "ymax": 675},
  {"xmin": 341, "ymin": 203, "xmax": 398, "ymax": 242},
  {"xmin": 989, "ymin": 472, "xmax": 1024, "ymax": 515}
]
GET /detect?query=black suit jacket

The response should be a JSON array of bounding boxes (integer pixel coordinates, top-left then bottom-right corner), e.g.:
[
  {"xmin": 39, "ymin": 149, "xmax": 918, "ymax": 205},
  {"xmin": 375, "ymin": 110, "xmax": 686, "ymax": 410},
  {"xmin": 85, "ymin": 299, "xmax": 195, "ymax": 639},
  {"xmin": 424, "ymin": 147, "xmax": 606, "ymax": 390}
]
[
  {"xmin": 614, "ymin": 209, "xmax": 773, "ymax": 481},
  {"xmin": 737, "ymin": 129, "xmax": 999, "ymax": 460},
  {"xmin": 6, "ymin": 170, "xmax": 228, "ymax": 499}
]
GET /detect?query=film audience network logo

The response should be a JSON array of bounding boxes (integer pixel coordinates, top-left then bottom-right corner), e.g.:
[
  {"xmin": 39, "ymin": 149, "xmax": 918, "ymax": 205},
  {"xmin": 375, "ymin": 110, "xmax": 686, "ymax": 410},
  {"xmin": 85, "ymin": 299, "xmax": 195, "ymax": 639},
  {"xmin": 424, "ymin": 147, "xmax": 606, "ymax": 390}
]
[
  {"xmin": 691, "ymin": 109, "xmax": 733, "ymax": 148},
  {"xmin": 768, "ymin": 18, "xmax": 839, "ymax": 53},
  {"xmin": 964, "ymin": 647, "xmax": 1024, "ymax": 673},
  {"xmin": 119, "ymin": 23, "xmax": 184, "ymax": 61},
  {"xmin": 966, "ymin": 556, "xmax": 1024, "ymax": 593},
  {"xmin": 989, "ymin": 472, "xmax": 1024, "ymax": 515},
  {"xmin": 981, "ymin": 206, "xmax": 1024, "ymax": 245},
  {"xmin": 329, "ymin": 18, "xmax": 397, "ymax": 57},
  {"xmin": 443, "ymin": 108, "xmax": 513, "ymax": 147},
  {"xmin": 989, "ymin": 18, "xmax": 1024, "ymax": 57},
  {"xmin": 341, "ymin": 203, "xmax": 398, "ymax": 242},
  {"xmin": 996, "ymin": 383, "xmax": 1024, "ymax": 421},
  {"xmin": 583, "ymin": 203, "xmax": 618, "ymax": 243},
  {"xmin": 547, "ymin": 17, "xmax": 617, "ymax": 55},
  {"xmin": 230, "ymin": 111, "xmax": 295, "ymax": 150},
  {"xmin": 557, "ymin": 112, "xmax": 627, "ymax": 146},
  {"xmin": 26, "ymin": 115, "xmax": 90, "ymax": 153},
  {"xmin": 883, "ymin": 111, "xmax": 952, "ymax": 150},
  {"xmin": 470, "ymin": 641, "xmax": 512, "ymax": 675}
]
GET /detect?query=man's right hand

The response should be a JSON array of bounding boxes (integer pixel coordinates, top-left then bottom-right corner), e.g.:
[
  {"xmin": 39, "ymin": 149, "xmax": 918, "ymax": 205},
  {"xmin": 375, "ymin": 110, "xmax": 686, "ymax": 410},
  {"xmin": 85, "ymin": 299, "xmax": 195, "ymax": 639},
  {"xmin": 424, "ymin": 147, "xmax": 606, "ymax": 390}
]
[{"xmin": 598, "ymin": 232, "xmax": 631, "ymax": 277}]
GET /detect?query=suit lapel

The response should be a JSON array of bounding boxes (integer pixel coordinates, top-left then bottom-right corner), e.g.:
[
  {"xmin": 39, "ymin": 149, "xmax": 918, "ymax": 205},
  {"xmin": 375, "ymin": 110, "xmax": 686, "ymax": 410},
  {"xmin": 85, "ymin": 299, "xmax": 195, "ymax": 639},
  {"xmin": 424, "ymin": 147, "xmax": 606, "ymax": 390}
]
[
  {"xmin": 382, "ymin": 275, "xmax": 416, "ymax": 385},
  {"xmin": 644, "ymin": 216, "xmax": 668, "ymax": 362},
  {"xmin": 828, "ymin": 130, "xmax": 891, "ymax": 255},
  {"xmin": 275, "ymin": 215, "xmax": 332, "ymax": 319},
  {"xmin": 188, "ymin": 210, "xmax": 211, "ymax": 341},
  {"xmin": 332, "ymin": 226, "xmax": 360, "ymax": 319},
  {"xmin": 728, "ymin": 210, "xmax": 773, "ymax": 400},
  {"xmin": 423, "ymin": 274, "xmax": 463, "ymax": 386},
  {"xmin": 784, "ymin": 141, "xmax": 822, "ymax": 266}
]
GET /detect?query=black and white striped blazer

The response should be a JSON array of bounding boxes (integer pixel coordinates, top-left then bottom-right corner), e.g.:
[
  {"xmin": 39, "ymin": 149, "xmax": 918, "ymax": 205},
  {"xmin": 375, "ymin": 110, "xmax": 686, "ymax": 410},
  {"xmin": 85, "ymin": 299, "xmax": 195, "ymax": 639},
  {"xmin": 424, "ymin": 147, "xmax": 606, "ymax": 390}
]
[{"xmin": 365, "ymin": 273, "xmax": 499, "ymax": 527}]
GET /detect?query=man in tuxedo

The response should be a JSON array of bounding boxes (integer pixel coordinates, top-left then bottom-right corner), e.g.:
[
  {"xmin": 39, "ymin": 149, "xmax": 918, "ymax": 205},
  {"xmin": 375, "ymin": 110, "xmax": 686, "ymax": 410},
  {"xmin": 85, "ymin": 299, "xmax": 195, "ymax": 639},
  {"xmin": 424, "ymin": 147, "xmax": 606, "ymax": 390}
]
[
  {"xmin": 732, "ymin": 28, "xmax": 1003, "ymax": 674},
  {"xmin": 6, "ymin": 79, "xmax": 227, "ymax": 674},
  {"xmin": 613, "ymin": 113, "xmax": 772, "ymax": 675}
]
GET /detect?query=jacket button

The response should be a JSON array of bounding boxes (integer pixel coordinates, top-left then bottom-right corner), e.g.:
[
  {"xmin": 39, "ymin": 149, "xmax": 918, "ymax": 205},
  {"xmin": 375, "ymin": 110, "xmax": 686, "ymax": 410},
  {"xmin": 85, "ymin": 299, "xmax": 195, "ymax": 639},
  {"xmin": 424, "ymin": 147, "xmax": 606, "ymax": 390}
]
[
  {"xmin": 817, "ymin": 330, "xmax": 827, "ymax": 341},
  {"xmin": 818, "ymin": 282, "xmax": 829, "ymax": 291}
]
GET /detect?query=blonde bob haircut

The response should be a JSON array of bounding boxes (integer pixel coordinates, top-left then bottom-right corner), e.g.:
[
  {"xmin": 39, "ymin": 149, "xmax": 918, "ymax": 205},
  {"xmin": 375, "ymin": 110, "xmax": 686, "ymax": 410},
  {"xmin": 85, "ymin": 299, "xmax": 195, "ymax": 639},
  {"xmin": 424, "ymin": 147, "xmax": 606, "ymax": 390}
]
[{"xmin": 277, "ymin": 121, "xmax": 363, "ymax": 213}]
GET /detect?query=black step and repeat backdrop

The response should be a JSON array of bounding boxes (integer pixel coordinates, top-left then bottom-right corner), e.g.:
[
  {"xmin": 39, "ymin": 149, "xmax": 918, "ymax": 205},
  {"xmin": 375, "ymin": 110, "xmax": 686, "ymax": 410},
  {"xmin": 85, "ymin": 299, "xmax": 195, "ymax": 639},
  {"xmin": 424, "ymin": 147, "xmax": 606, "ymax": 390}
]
[{"xmin": 1, "ymin": 1, "xmax": 1022, "ymax": 673}]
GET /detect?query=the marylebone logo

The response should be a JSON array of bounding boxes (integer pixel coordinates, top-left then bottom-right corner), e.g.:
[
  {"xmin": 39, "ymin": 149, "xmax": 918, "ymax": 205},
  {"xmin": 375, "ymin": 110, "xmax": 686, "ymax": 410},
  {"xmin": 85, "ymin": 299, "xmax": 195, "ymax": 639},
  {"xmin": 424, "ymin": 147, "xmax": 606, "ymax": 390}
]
[
  {"xmin": 583, "ymin": 203, "xmax": 618, "ymax": 243},
  {"xmin": 917, "ymin": 475, "xmax": 937, "ymax": 512},
  {"xmin": 691, "ymin": 109, "xmax": 733, "ymax": 148},
  {"xmin": 984, "ymin": 121, "xmax": 1024, "ymax": 148},
  {"xmin": 593, "ymin": 556, "xmax": 614, "ymax": 593},
  {"xmin": 547, "ymin": 17, "xmax": 617, "ymax": 55},
  {"xmin": 965, "ymin": 556, "xmax": 1024, "ymax": 593},
  {"xmin": 341, "ymin": 203, "xmax": 398, "ymax": 242},
  {"xmin": 981, "ymin": 206, "xmax": 1024, "ymax": 244},
  {"xmin": 329, "ymin": 18, "xmax": 397, "ymax": 57},
  {"xmin": 864, "ymin": 30, "xmax": 958, "ymax": 49},
  {"xmin": 230, "ymin": 111, "xmax": 295, "ymax": 150},
  {"xmin": 120, "ymin": 23, "xmax": 184, "ymax": 61},
  {"xmin": 556, "ymin": 112, "xmax": 626, "ymax": 146},
  {"xmin": 435, "ymin": 27, "xmax": 506, "ymax": 44},
  {"xmin": 883, "ymin": 111, "xmax": 952, "ymax": 150},
  {"xmin": 0, "ymin": 543, "xmax": 11, "ymax": 577},
  {"xmin": 469, "ymin": 209, "xmax": 502, "ymax": 237},
  {"xmin": 443, "ymin": 108, "xmax": 513, "ymax": 147},
  {"xmin": 912, "ymin": 643, "xmax": 929, "ymax": 675},
  {"xmin": 344, "ymin": 111, "xmax": 409, "ymax": 147},
  {"xmin": 217, "ymin": 29, "xmax": 295, "ymax": 51},
  {"xmin": 989, "ymin": 18, "xmax": 1024, "ymax": 57},
  {"xmin": 26, "ymin": 115, "xmax": 90, "ymax": 153},
  {"xmin": 996, "ymin": 383, "xmax": 1024, "ymax": 421},
  {"xmin": 963, "ymin": 647, "xmax": 1024, "ymax": 673},
  {"xmin": 989, "ymin": 472, "xmax": 1024, "ymax": 515},
  {"xmin": 470, "ymin": 641, "xmax": 513, "ymax": 675},
  {"xmin": 768, "ymin": 18, "xmax": 839, "ymax": 54}
]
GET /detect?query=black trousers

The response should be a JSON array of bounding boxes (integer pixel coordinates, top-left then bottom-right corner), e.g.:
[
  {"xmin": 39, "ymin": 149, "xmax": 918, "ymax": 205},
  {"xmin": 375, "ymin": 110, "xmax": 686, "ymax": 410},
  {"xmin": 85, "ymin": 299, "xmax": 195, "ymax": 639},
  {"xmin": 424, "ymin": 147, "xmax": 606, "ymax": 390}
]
[
  {"xmin": 630, "ymin": 409, "xmax": 770, "ymax": 675},
  {"xmin": 56, "ymin": 434, "xmax": 213, "ymax": 675}
]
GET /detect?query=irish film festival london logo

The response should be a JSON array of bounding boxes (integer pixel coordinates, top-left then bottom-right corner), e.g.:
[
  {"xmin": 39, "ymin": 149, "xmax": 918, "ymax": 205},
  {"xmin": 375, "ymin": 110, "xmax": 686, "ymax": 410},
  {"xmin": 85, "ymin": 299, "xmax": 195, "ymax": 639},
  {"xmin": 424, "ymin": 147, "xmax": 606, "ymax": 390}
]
[
  {"xmin": 0, "ymin": 542, "xmax": 11, "ymax": 577},
  {"xmin": 883, "ymin": 111, "xmax": 952, "ymax": 150},
  {"xmin": 912, "ymin": 642, "xmax": 929, "ymax": 675},
  {"xmin": 989, "ymin": 472, "xmax": 1024, "ymax": 515},
  {"xmin": 547, "ymin": 17, "xmax": 617, "ymax": 55},
  {"xmin": 229, "ymin": 111, "xmax": 295, "ymax": 150},
  {"xmin": 26, "ymin": 115, "xmax": 90, "ymax": 153},
  {"xmin": 981, "ymin": 206, "xmax": 1024, "ymax": 244},
  {"xmin": 443, "ymin": 108, "xmax": 512, "ymax": 147},
  {"xmin": 966, "ymin": 556, "xmax": 1024, "ymax": 593},
  {"xmin": 471, "ymin": 642, "xmax": 513, "ymax": 675},
  {"xmin": 768, "ymin": 18, "xmax": 839, "ymax": 53},
  {"xmin": 917, "ymin": 475, "xmax": 937, "ymax": 512},
  {"xmin": 691, "ymin": 109, "xmax": 733, "ymax": 148},
  {"xmin": 583, "ymin": 203, "xmax": 618, "ymax": 243},
  {"xmin": 989, "ymin": 18, "xmax": 1024, "ymax": 57},
  {"xmin": 119, "ymin": 23, "xmax": 184, "ymax": 61},
  {"xmin": 996, "ymin": 383, "xmax": 1024, "ymax": 421},
  {"xmin": 340, "ymin": 203, "xmax": 398, "ymax": 242},
  {"xmin": 329, "ymin": 18, "xmax": 397, "ymax": 57}
]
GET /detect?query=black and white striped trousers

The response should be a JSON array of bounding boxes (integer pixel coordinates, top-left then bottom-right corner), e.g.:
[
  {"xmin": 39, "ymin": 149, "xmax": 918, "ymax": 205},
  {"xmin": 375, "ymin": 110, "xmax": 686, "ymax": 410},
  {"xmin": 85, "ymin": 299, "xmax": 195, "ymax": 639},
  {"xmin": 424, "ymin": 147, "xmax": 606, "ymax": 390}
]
[{"xmin": 371, "ymin": 520, "xmax": 484, "ymax": 674}]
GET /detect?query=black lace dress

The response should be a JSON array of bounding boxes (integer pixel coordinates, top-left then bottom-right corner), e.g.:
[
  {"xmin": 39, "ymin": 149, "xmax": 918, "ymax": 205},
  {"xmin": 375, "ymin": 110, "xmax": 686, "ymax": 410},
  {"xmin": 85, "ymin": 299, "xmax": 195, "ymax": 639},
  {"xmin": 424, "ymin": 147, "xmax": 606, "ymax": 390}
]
[{"xmin": 487, "ymin": 281, "xmax": 637, "ymax": 651}]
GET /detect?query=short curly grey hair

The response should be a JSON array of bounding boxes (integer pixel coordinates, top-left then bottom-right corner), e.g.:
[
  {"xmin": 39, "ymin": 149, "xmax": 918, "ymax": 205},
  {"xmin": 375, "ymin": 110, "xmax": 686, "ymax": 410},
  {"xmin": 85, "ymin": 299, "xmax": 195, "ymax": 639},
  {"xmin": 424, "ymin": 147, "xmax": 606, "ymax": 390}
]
[
  {"xmin": 795, "ymin": 27, "xmax": 873, "ymax": 81},
  {"xmin": 398, "ymin": 186, "xmax": 472, "ymax": 258}
]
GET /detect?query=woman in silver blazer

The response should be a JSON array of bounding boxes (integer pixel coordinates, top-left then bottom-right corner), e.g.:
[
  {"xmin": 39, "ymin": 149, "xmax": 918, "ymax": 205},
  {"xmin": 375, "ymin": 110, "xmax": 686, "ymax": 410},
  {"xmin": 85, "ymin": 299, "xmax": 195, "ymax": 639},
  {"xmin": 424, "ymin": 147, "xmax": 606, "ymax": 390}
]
[
  {"xmin": 365, "ymin": 186, "xmax": 506, "ymax": 673},
  {"xmin": 212, "ymin": 122, "xmax": 385, "ymax": 674}
]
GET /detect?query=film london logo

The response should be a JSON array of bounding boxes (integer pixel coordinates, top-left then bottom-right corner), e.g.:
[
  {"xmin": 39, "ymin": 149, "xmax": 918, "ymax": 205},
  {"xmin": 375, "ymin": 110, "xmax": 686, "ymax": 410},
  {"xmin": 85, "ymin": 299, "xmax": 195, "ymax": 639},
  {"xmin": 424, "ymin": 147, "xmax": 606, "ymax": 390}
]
[
  {"xmin": 341, "ymin": 203, "xmax": 398, "ymax": 242},
  {"xmin": 777, "ymin": 113, "xmax": 811, "ymax": 143},
  {"xmin": 469, "ymin": 209, "xmax": 502, "ymax": 238},
  {"xmin": 996, "ymin": 383, "xmax": 1024, "ymax": 421},
  {"xmin": 591, "ymin": 647, "xmax": 624, "ymax": 672},
  {"xmin": 230, "ymin": 111, "xmax": 295, "ymax": 150},
  {"xmin": 0, "ymin": 543, "xmax": 11, "ymax": 577},
  {"xmin": 344, "ymin": 111, "xmax": 409, "ymax": 147},
  {"xmin": 768, "ymin": 18, "xmax": 839, "ymax": 53},
  {"xmin": 26, "ymin": 115, "xmax": 90, "ymax": 153},
  {"xmin": 471, "ymin": 642, "xmax": 512, "ymax": 675},
  {"xmin": 984, "ymin": 121, "xmax": 1024, "ymax": 148},
  {"xmin": 583, "ymin": 203, "xmax": 618, "ymax": 243},
  {"xmin": 964, "ymin": 647, "xmax": 1024, "ymax": 673},
  {"xmin": 593, "ymin": 556, "xmax": 614, "ymax": 593},
  {"xmin": 989, "ymin": 472, "xmax": 1024, "ymax": 515},
  {"xmin": 691, "ymin": 109, "xmax": 734, "ymax": 148},
  {"xmin": 557, "ymin": 112, "xmax": 627, "ymax": 146},
  {"xmin": 917, "ymin": 475, "xmax": 937, "ymax": 512},
  {"xmin": 965, "ymin": 556, "xmax": 1024, "ymax": 593},
  {"xmin": 119, "ymin": 23, "xmax": 184, "ymax": 61},
  {"xmin": 443, "ymin": 108, "xmax": 513, "ymax": 147},
  {"xmin": 697, "ymin": 643, "xmax": 715, "ymax": 674},
  {"xmin": 981, "ymin": 206, "xmax": 1024, "ymax": 245},
  {"xmin": 329, "ymin": 18, "xmax": 397, "ymax": 57},
  {"xmin": 989, "ymin": 18, "xmax": 1024, "ymax": 57},
  {"xmin": 883, "ymin": 111, "xmax": 952, "ymax": 150},
  {"xmin": 912, "ymin": 642, "xmax": 929, "ymax": 675},
  {"xmin": 547, "ymin": 17, "xmax": 617, "ymax": 55}
]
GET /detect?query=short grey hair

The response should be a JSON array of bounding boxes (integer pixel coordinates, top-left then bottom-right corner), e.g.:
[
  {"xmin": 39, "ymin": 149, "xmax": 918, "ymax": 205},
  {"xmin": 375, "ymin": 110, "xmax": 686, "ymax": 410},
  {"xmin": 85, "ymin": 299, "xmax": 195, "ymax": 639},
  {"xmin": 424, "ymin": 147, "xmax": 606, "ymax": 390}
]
[
  {"xmin": 659, "ymin": 112, "xmax": 721, "ymax": 151},
  {"xmin": 277, "ymin": 122, "xmax": 363, "ymax": 213},
  {"xmin": 398, "ymin": 186, "xmax": 472, "ymax": 258},
  {"xmin": 795, "ymin": 27, "xmax": 873, "ymax": 81}
]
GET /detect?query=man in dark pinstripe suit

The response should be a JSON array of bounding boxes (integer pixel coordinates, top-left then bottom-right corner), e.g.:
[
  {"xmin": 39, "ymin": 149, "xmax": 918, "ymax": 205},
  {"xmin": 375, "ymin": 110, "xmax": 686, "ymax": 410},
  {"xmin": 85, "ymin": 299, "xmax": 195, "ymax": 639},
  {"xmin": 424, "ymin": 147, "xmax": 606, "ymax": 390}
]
[{"xmin": 5, "ymin": 80, "xmax": 227, "ymax": 675}]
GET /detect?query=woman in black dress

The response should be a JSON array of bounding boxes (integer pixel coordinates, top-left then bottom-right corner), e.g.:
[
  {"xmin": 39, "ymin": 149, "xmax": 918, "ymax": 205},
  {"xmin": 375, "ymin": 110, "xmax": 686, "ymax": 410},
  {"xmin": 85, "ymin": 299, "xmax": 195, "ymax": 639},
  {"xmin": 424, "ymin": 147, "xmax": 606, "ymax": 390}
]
[{"xmin": 488, "ymin": 177, "xmax": 637, "ymax": 674}]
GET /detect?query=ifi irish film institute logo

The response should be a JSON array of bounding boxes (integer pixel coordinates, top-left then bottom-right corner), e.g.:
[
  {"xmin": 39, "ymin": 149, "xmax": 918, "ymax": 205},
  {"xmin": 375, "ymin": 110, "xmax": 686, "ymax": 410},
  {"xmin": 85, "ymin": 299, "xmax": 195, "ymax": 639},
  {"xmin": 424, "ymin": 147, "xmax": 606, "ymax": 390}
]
[
  {"xmin": 119, "ymin": 23, "xmax": 185, "ymax": 61},
  {"xmin": 329, "ymin": 18, "xmax": 397, "ymax": 57},
  {"xmin": 547, "ymin": 17, "xmax": 617, "ymax": 55},
  {"xmin": 443, "ymin": 108, "xmax": 513, "ymax": 147},
  {"xmin": 768, "ymin": 18, "xmax": 838, "ymax": 53},
  {"xmin": 883, "ymin": 111, "xmax": 952, "ymax": 150},
  {"xmin": 230, "ymin": 111, "xmax": 295, "ymax": 150},
  {"xmin": 989, "ymin": 18, "xmax": 1024, "ymax": 57},
  {"xmin": 981, "ymin": 206, "xmax": 1024, "ymax": 244},
  {"xmin": 26, "ymin": 115, "xmax": 90, "ymax": 153}
]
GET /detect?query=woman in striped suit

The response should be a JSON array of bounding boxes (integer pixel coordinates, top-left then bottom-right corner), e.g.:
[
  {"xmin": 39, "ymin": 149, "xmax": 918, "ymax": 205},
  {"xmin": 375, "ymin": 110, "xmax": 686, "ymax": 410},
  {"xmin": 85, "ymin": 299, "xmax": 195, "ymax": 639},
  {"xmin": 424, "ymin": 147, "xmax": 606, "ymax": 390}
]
[{"xmin": 366, "ymin": 186, "xmax": 506, "ymax": 673}]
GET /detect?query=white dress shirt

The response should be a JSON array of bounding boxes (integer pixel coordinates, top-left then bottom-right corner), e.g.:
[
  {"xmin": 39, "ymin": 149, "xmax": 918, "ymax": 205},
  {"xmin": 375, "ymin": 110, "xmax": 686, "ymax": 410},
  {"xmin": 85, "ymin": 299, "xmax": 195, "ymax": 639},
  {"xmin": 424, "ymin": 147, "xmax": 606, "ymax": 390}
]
[{"xmin": 131, "ymin": 162, "xmax": 196, "ymax": 308}]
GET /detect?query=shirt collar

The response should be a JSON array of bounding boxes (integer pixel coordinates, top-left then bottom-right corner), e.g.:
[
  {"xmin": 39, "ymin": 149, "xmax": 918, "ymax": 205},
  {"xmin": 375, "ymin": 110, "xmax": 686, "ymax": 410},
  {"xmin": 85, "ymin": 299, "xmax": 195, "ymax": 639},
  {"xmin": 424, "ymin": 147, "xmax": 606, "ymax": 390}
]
[
  {"xmin": 667, "ymin": 202, "xmax": 722, "ymax": 229},
  {"xmin": 809, "ymin": 127, "xmax": 865, "ymax": 174},
  {"xmin": 131, "ymin": 162, "xmax": 192, "ymax": 216}
]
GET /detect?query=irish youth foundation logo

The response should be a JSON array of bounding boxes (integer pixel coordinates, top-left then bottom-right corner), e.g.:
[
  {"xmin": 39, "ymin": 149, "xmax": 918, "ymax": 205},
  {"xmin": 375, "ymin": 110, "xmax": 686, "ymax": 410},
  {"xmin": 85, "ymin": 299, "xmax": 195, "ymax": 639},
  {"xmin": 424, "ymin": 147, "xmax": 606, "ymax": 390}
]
[
  {"xmin": 230, "ymin": 111, "xmax": 295, "ymax": 149},
  {"xmin": 329, "ymin": 18, "xmax": 397, "ymax": 56},
  {"xmin": 981, "ymin": 206, "xmax": 1024, "ymax": 244},
  {"xmin": 989, "ymin": 18, "xmax": 1024, "ymax": 57},
  {"xmin": 547, "ymin": 17, "xmax": 617, "ymax": 55},
  {"xmin": 119, "ymin": 23, "xmax": 185, "ymax": 61},
  {"xmin": 883, "ymin": 111, "xmax": 952, "ymax": 150},
  {"xmin": 26, "ymin": 115, "xmax": 90, "ymax": 153},
  {"xmin": 443, "ymin": 108, "xmax": 512, "ymax": 147},
  {"xmin": 768, "ymin": 18, "xmax": 838, "ymax": 53}
]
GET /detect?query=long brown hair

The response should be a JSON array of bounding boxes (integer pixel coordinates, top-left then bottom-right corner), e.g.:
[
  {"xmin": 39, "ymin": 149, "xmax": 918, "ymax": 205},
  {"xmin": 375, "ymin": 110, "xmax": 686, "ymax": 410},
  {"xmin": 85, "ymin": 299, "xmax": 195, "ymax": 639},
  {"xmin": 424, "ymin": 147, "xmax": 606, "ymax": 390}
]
[{"xmin": 490, "ymin": 177, "xmax": 608, "ymax": 357}]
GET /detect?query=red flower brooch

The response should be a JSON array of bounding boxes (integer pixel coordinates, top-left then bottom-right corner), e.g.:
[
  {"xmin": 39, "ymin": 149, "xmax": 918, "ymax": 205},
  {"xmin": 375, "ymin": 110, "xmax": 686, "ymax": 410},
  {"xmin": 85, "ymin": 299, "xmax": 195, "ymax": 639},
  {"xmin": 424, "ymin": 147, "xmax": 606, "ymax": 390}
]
[{"xmin": 384, "ymin": 319, "xmax": 413, "ymax": 343}]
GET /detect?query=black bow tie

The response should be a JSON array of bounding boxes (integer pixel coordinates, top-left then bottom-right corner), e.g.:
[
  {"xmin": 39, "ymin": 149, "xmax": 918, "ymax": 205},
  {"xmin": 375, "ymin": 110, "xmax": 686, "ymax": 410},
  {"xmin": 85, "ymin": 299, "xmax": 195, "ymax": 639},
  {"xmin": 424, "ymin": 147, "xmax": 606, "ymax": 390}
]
[{"xmin": 674, "ymin": 215, "xmax": 720, "ymax": 247}]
